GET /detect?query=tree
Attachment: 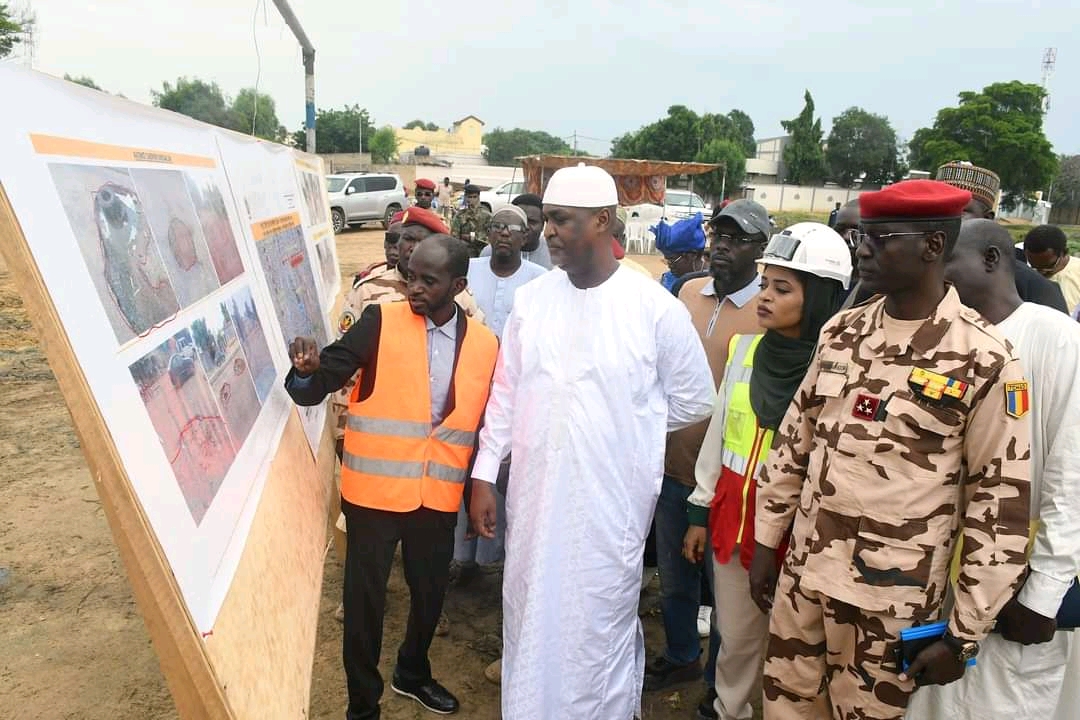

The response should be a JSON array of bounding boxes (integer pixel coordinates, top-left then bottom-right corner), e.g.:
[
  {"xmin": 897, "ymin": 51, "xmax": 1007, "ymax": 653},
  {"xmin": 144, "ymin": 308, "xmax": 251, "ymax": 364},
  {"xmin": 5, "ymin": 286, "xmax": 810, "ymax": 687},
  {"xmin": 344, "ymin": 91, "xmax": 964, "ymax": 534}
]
[
  {"xmin": 780, "ymin": 90, "xmax": 828, "ymax": 185},
  {"xmin": 404, "ymin": 119, "xmax": 439, "ymax": 131},
  {"xmin": 0, "ymin": 2, "xmax": 22, "ymax": 58},
  {"xmin": 695, "ymin": 138, "xmax": 746, "ymax": 202},
  {"xmin": 152, "ymin": 77, "xmax": 232, "ymax": 129},
  {"xmin": 908, "ymin": 81, "xmax": 1057, "ymax": 208},
  {"xmin": 64, "ymin": 74, "xmax": 103, "ymax": 91},
  {"xmin": 612, "ymin": 106, "xmax": 755, "ymax": 164},
  {"xmin": 230, "ymin": 88, "xmax": 284, "ymax": 142},
  {"xmin": 1051, "ymin": 154, "xmax": 1080, "ymax": 210},
  {"xmin": 825, "ymin": 107, "xmax": 903, "ymax": 187},
  {"xmin": 368, "ymin": 126, "xmax": 398, "ymax": 164},
  {"xmin": 483, "ymin": 128, "xmax": 573, "ymax": 166},
  {"xmin": 291, "ymin": 105, "xmax": 372, "ymax": 153}
]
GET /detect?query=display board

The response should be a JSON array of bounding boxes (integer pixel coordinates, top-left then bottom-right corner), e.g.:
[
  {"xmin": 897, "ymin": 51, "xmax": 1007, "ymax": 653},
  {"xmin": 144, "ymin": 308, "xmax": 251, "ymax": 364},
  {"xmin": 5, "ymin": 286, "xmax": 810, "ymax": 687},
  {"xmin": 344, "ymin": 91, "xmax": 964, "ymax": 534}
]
[{"xmin": 0, "ymin": 66, "xmax": 339, "ymax": 719}]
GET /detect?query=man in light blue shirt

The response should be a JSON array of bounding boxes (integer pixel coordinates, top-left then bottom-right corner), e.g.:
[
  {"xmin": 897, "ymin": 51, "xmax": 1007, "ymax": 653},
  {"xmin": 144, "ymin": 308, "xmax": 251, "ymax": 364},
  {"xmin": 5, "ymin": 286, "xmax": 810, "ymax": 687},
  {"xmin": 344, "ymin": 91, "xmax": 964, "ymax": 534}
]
[
  {"xmin": 468, "ymin": 206, "xmax": 547, "ymax": 339},
  {"xmin": 479, "ymin": 193, "xmax": 553, "ymax": 270}
]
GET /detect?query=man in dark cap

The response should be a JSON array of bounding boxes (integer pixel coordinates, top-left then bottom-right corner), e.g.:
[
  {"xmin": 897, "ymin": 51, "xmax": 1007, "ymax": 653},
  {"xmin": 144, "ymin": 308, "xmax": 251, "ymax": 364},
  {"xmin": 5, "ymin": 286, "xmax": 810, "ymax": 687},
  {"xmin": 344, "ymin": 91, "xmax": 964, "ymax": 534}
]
[
  {"xmin": 451, "ymin": 184, "xmax": 492, "ymax": 257},
  {"xmin": 750, "ymin": 180, "xmax": 1031, "ymax": 719},
  {"xmin": 936, "ymin": 161, "xmax": 1068, "ymax": 313},
  {"xmin": 413, "ymin": 178, "xmax": 436, "ymax": 210},
  {"xmin": 645, "ymin": 200, "xmax": 767, "ymax": 706}
]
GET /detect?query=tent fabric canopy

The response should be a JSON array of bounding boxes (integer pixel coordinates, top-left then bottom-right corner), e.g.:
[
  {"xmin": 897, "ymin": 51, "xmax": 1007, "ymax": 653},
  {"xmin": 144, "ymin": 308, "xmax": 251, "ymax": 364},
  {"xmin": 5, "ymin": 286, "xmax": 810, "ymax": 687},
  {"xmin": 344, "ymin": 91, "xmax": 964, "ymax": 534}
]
[{"xmin": 518, "ymin": 155, "xmax": 721, "ymax": 207}]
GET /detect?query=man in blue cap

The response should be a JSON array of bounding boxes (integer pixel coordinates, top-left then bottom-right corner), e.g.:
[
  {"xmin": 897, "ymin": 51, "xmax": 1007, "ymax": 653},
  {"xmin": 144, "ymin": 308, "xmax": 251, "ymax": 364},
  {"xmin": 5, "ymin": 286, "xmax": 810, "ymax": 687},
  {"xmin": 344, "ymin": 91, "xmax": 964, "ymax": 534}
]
[{"xmin": 656, "ymin": 213, "xmax": 707, "ymax": 295}]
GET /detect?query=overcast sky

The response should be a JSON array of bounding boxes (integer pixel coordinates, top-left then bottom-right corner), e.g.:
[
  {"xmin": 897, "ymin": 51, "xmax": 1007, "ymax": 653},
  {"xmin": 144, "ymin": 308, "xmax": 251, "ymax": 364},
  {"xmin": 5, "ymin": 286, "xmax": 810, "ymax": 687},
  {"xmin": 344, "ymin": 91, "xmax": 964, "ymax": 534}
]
[{"xmin": 18, "ymin": 0, "xmax": 1080, "ymax": 158}]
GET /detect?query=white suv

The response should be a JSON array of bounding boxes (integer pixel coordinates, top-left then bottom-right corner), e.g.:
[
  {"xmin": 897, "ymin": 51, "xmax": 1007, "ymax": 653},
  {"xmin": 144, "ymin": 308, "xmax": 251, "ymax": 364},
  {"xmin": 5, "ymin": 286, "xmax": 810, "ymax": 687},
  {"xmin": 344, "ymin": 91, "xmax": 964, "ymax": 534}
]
[
  {"xmin": 663, "ymin": 189, "xmax": 711, "ymax": 221},
  {"xmin": 327, "ymin": 173, "xmax": 407, "ymax": 232},
  {"xmin": 478, "ymin": 180, "xmax": 526, "ymax": 214}
]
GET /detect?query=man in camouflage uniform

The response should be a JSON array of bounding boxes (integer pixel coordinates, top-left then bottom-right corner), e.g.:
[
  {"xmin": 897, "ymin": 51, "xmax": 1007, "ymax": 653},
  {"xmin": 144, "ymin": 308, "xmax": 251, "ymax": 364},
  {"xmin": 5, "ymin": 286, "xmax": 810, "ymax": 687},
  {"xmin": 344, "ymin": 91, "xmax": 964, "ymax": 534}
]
[
  {"xmin": 748, "ymin": 180, "xmax": 1032, "ymax": 720},
  {"xmin": 451, "ymin": 184, "xmax": 491, "ymax": 257}
]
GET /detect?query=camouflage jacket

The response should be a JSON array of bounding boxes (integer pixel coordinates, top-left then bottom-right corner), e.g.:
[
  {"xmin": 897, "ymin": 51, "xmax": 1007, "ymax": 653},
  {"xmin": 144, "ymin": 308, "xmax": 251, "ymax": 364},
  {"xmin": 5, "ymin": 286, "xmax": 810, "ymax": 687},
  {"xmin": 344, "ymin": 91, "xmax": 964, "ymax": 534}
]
[
  {"xmin": 451, "ymin": 207, "xmax": 492, "ymax": 256},
  {"xmin": 755, "ymin": 287, "xmax": 1031, "ymax": 641},
  {"xmin": 330, "ymin": 265, "xmax": 485, "ymax": 438}
]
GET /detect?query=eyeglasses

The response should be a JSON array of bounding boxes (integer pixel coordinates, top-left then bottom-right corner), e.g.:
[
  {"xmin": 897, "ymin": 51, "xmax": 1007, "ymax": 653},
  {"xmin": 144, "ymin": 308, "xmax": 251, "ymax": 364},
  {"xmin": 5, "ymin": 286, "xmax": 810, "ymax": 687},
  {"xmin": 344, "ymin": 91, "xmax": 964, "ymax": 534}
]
[
  {"xmin": 664, "ymin": 254, "xmax": 686, "ymax": 267},
  {"xmin": 853, "ymin": 230, "xmax": 931, "ymax": 246},
  {"xmin": 385, "ymin": 232, "xmax": 400, "ymax": 244},
  {"xmin": 712, "ymin": 233, "xmax": 762, "ymax": 247},
  {"xmin": 490, "ymin": 222, "xmax": 525, "ymax": 233}
]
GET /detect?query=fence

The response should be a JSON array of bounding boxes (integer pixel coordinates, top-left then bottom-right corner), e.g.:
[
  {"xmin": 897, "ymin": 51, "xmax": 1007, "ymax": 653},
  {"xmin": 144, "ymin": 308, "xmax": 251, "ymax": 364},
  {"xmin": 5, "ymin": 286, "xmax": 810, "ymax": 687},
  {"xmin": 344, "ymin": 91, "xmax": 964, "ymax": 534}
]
[{"xmin": 742, "ymin": 184, "xmax": 865, "ymax": 213}]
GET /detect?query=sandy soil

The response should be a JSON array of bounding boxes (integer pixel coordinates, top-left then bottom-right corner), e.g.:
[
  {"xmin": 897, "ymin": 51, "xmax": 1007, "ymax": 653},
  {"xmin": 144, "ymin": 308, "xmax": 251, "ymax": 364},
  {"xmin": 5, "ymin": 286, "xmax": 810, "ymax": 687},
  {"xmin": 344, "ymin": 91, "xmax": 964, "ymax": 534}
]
[{"xmin": 0, "ymin": 229, "xmax": 732, "ymax": 720}]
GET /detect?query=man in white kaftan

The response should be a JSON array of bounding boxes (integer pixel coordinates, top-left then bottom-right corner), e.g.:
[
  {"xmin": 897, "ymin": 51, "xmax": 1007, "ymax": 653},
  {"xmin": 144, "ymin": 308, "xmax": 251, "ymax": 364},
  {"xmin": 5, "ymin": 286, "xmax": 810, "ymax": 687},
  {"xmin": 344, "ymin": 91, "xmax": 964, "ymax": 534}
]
[
  {"xmin": 906, "ymin": 220, "xmax": 1080, "ymax": 719},
  {"xmin": 469, "ymin": 164, "xmax": 715, "ymax": 720}
]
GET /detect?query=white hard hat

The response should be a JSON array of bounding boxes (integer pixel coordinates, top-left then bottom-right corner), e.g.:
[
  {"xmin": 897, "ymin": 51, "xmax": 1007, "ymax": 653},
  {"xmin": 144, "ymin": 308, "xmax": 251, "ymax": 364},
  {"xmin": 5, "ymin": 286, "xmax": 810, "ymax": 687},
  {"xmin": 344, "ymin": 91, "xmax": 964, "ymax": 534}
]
[{"xmin": 759, "ymin": 222, "xmax": 853, "ymax": 290}]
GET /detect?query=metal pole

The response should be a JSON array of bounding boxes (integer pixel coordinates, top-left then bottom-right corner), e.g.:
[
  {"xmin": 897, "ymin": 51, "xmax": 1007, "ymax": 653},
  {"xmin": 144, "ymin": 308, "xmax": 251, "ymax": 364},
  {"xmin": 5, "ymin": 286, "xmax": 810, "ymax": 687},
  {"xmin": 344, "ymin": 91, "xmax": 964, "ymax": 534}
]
[
  {"xmin": 720, "ymin": 166, "xmax": 727, "ymax": 201},
  {"xmin": 270, "ymin": 0, "xmax": 316, "ymax": 152}
]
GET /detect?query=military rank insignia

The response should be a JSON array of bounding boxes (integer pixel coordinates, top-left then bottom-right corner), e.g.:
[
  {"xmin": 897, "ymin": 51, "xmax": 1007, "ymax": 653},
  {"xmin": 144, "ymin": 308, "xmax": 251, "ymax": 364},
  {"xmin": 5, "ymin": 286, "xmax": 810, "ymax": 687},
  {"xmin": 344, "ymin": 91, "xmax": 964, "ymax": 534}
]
[
  {"xmin": 852, "ymin": 394, "xmax": 880, "ymax": 420},
  {"xmin": 908, "ymin": 368, "xmax": 969, "ymax": 402},
  {"xmin": 1004, "ymin": 381, "xmax": 1030, "ymax": 418}
]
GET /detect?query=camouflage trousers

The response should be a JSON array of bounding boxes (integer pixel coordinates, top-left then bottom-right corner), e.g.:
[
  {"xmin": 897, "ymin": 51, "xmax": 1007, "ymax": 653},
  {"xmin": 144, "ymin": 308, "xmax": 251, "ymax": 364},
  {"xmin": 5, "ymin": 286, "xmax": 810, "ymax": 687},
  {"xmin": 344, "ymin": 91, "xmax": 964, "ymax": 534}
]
[
  {"xmin": 329, "ymin": 371, "xmax": 361, "ymax": 441},
  {"xmin": 763, "ymin": 565, "xmax": 917, "ymax": 720}
]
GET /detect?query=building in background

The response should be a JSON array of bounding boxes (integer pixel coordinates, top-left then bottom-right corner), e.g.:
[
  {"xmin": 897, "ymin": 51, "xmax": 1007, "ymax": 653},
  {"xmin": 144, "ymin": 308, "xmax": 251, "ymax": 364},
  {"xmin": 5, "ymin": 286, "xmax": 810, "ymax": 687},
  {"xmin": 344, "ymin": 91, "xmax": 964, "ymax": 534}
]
[{"xmin": 395, "ymin": 116, "xmax": 486, "ymax": 164}]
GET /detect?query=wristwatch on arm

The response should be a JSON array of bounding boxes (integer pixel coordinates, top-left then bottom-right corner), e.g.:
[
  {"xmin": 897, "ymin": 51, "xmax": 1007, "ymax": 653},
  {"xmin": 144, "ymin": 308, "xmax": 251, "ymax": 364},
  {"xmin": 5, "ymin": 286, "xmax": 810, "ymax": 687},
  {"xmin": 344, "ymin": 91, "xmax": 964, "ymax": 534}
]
[{"xmin": 941, "ymin": 632, "xmax": 979, "ymax": 663}]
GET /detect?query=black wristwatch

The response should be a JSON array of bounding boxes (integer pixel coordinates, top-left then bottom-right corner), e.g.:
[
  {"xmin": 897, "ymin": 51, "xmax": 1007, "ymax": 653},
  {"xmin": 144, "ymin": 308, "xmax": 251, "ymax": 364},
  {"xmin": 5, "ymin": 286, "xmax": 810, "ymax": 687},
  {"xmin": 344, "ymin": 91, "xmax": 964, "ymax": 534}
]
[{"xmin": 941, "ymin": 631, "xmax": 979, "ymax": 663}]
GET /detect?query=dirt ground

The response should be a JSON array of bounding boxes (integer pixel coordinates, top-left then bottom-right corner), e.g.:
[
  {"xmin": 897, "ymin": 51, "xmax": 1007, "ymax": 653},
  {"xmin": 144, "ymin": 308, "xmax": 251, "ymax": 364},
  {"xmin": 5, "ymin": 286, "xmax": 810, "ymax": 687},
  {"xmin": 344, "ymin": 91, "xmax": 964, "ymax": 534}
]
[{"xmin": 0, "ymin": 227, "xmax": 727, "ymax": 720}]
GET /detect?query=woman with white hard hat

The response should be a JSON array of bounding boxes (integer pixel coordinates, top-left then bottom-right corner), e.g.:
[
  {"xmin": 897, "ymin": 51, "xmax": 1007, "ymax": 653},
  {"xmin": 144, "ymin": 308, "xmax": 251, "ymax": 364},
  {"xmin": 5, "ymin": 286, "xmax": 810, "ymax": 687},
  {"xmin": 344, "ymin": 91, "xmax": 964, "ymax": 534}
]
[{"xmin": 680, "ymin": 222, "xmax": 851, "ymax": 720}]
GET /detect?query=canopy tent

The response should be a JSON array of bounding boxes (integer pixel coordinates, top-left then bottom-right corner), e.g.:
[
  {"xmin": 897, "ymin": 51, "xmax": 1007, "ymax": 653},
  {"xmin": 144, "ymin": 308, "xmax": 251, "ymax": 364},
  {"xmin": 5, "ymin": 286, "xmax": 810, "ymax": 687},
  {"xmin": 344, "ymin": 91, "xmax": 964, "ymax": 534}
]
[{"xmin": 518, "ymin": 155, "xmax": 721, "ymax": 206}]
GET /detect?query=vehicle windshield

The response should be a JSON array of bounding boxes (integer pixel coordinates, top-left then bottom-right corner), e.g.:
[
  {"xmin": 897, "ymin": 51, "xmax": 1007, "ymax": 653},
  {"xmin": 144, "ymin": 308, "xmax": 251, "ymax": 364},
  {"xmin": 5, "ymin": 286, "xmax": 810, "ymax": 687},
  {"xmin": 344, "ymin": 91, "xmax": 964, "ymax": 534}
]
[
  {"xmin": 327, "ymin": 178, "xmax": 348, "ymax": 192},
  {"xmin": 666, "ymin": 191, "xmax": 691, "ymax": 205}
]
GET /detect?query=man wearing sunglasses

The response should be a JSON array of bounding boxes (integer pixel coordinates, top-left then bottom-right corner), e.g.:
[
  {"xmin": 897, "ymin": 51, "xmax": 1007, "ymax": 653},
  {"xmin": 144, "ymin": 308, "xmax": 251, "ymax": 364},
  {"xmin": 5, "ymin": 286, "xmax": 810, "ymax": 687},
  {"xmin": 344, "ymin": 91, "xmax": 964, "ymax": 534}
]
[{"xmin": 752, "ymin": 180, "xmax": 1031, "ymax": 720}]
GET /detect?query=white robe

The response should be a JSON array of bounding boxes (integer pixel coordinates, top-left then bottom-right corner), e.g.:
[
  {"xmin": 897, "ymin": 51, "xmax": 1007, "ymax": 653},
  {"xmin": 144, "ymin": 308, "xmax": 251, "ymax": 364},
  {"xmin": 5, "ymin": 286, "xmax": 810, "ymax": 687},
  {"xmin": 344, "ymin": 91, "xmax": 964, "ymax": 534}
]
[
  {"xmin": 473, "ymin": 265, "xmax": 715, "ymax": 720},
  {"xmin": 906, "ymin": 303, "xmax": 1080, "ymax": 719}
]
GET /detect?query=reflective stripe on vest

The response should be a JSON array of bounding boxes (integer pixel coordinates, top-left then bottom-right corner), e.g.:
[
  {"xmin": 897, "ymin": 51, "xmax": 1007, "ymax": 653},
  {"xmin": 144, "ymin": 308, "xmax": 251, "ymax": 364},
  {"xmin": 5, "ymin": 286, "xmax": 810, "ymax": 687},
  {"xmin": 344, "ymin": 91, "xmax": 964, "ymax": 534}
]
[
  {"xmin": 716, "ymin": 334, "xmax": 774, "ymax": 548},
  {"xmin": 340, "ymin": 302, "xmax": 498, "ymax": 513}
]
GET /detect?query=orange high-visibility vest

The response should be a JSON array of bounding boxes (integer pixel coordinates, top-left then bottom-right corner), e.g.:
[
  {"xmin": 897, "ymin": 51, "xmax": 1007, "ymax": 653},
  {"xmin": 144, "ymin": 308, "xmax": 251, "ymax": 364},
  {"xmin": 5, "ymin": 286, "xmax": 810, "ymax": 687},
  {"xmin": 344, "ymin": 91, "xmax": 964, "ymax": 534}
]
[{"xmin": 341, "ymin": 301, "xmax": 498, "ymax": 513}]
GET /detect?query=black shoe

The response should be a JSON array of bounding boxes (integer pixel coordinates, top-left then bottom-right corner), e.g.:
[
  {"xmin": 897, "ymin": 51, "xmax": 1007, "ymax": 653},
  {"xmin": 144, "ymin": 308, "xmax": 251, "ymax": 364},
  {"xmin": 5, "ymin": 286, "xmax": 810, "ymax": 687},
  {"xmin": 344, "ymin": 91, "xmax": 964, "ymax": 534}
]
[
  {"xmin": 643, "ymin": 655, "xmax": 702, "ymax": 691},
  {"xmin": 696, "ymin": 687, "xmax": 719, "ymax": 719},
  {"xmin": 390, "ymin": 677, "xmax": 459, "ymax": 715}
]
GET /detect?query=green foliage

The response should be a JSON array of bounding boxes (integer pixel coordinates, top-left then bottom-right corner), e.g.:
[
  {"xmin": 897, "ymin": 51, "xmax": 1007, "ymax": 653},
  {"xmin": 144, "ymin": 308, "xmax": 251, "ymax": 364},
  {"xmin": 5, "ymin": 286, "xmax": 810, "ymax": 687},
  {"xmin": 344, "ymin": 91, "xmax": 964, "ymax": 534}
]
[
  {"xmin": 908, "ymin": 81, "xmax": 1057, "ymax": 209},
  {"xmin": 292, "ymin": 105, "xmax": 373, "ymax": 153},
  {"xmin": 826, "ymin": 107, "xmax": 903, "ymax": 187},
  {"xmin": 64, "ymin": 74, "xmax": 102, "ymax": 91},
  {"xmin": 1051, "ymin": 155, "xmax": 1080, "ymax": 210},
  {"xmin": 0, "ymin": 2, "xmax": 23, "ymax": 58},
  {"xmin": 781, "ymin": 90, "xmax": 828, "ymax": 185},
  {"xmin": 694, "ymin": 139, "xmax": 746, "ymax": 202},
  {"xmin": 230, "ymin": 88, "xmax": 284, "ymax": 142},
  {"xmin": 482, "ymin": 128, "xmax": 573, "ymax": 166},
  {"xmin": 404, "ymin": 119, "xmax": 439, "ymax": 131},
  {"xmin": 152, "ymin": 77, "xmax": 233, "ymax": 129},
  {"xmin": 368, "ymin": 127, "xmax": 399, "ymax": 164},
  {"xmin": 771, "ymin": 210, "xmax": 830, "ymax": 228},
  {"xmin": 611, "ymin": 106, "xmax": 756, "ymax": 164}
]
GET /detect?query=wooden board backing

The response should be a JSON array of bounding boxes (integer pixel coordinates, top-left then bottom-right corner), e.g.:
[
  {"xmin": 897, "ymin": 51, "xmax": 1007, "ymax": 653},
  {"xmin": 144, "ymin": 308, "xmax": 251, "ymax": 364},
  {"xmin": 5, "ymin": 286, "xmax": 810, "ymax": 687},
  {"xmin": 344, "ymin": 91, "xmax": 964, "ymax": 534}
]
[{"xmin": 0, "ymin": 182, "xmax": 337, "ymax": 719}]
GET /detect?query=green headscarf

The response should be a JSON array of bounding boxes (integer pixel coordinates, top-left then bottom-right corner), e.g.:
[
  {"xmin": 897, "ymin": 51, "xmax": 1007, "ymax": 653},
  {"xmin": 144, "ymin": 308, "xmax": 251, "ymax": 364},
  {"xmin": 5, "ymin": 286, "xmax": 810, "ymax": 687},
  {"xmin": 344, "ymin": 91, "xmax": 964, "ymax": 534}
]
[{"xmin": 749, "ymin": 272, "xmax": 845, "ymax": 431}]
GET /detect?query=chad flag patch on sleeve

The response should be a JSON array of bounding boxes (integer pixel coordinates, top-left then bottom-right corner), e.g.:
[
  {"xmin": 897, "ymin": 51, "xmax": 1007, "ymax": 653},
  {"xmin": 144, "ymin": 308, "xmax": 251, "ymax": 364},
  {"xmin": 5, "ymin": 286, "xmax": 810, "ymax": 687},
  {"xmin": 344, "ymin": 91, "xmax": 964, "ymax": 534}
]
[{"xmin": 1004, "ymin": 381, "xmax": 1030, "ymax": 418}]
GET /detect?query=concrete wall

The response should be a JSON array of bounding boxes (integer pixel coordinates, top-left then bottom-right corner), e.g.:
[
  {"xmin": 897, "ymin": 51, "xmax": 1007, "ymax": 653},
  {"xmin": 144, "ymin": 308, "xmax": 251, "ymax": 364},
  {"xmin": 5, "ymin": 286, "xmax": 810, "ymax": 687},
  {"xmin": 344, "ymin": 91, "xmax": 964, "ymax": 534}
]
[
  {"xmin": 743, "ymin": 183, "xmax": 864, "ymax": 213},
  {"xmin": 320, "ymin": 153, "xmax": 372, "ymax": 173}
]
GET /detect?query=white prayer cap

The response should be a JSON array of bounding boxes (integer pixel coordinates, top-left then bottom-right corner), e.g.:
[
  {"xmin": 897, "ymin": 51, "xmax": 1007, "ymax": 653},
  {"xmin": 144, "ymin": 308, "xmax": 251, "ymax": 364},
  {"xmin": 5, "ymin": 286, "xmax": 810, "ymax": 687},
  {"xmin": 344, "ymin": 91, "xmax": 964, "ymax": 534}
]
[
  {"xmin": 542, "ymin": 163, "xmax": 618, "ymax": 208},
  {"xmin": 491, "ymin": 205, "xmax": 529, "ymax": 225}
]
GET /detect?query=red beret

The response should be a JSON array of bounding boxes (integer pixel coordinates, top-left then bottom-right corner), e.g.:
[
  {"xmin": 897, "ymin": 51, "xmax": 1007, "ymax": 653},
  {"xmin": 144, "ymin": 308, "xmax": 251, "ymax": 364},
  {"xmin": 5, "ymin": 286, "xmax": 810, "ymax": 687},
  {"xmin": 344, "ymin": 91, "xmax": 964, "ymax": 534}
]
[
  {"xmin": 389, "ymin": 210, "xmax": 405, "ymax": 225},
  {"xmin": 859, "ymin": 180, "xmax": 971, "ymax": 223},
  {"xmin": 415, "ymin": 178, "xmax": 436, "ymax": 191},
  {"xmin": 401, "ymin": 206, "xmax": 449, "ymax": 234}
]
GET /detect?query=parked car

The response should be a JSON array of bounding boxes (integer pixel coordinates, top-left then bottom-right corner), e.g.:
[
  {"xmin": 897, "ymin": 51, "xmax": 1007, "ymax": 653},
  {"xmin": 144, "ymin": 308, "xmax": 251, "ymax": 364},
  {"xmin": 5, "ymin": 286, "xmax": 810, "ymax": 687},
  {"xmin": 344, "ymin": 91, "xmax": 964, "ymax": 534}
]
[
  {"xmin": 326, "ymin": 173, "xmax": 406, "ymax": 233},
  {"xmin": 168, "ymin": 352, "xmax": 196, "ymax": 389},
  {"xmin": 478, "ymin": 180, "xmax": 526, "ymax": 214},
  {"xmin": 663, "ymin": 189, "xmax": 711, "ymax": 221}
]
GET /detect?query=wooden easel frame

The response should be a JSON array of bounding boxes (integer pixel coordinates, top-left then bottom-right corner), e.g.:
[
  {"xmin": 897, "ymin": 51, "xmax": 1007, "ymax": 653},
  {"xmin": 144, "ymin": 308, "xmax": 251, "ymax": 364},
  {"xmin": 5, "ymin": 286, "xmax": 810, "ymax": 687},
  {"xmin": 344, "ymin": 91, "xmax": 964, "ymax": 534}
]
[{"xmin": 0, "ymin": 183, "xmax": 339, "ymax": 719}]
